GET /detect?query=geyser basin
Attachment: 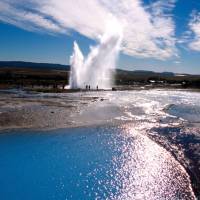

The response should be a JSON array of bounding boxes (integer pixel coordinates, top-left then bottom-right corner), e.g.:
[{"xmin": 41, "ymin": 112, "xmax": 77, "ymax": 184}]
[{"xmin": 0, "ymin": 125, "xmax": 195, "ymax": 200}]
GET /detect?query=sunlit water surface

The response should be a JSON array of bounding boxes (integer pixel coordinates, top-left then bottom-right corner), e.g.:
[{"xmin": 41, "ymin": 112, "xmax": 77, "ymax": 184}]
[
  {"xmin": 0, "ymin": 89, "xmax": 200, "ymax": 199},
  {"xmin": 0, "ymin": 125, "xmax": 195, "ymax": 200}
]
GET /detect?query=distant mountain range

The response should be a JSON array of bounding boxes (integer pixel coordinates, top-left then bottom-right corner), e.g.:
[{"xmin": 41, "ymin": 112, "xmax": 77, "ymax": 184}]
[
  {"xmin": 0, "ymin": 61, "xmax": 179, "ymax": 77},
  {"xmin": 0, "ymin": 61, "xmax": 70, "ymax": 71},
  {"xmin": 1, "ymin": 61, "xmax": 200, "ymax": 89},
  {"xmin": 116, "ymin": 69, "xmax": 178, "ymax": 77}
]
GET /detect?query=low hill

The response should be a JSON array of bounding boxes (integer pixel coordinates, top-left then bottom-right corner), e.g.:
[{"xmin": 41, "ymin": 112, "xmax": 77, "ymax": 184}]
[
  {"xmin": 0, "ymin": 61, "xmax": 70, "ymax": 88},
  {"xmin": 0, "ymin": 61, "xmax": 200, "ymax": 89},
  {"xmin": 0, "ymin": 61, "xmax": 70, "ymax": 71}
]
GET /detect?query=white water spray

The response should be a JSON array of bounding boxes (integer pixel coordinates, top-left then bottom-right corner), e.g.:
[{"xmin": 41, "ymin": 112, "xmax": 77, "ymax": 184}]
[
  {"xmin": 69, "ymin": 42, "xmax": 84, "ymax": 89},
  {"xmin": 69, "ymin": 19, "xmax": 123, "ymax": 89}
]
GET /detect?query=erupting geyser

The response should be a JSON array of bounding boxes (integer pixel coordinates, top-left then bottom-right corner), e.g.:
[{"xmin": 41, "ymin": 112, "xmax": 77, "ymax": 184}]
[
  {"xmin": 69, "ymin": 19, "xmax": 123, "ymax": 89},
  {"xmin": 69, "ymin": 42, "xmax": 84, "ymax": 89}
]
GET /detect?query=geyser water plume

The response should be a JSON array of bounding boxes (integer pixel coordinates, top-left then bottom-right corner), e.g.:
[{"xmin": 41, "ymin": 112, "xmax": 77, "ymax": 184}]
[
  {"xmin": 69, "ymin": 42, "xmax": 84, "ymax": 89},
  {"xmin": 70, "ymin": 19, "xmax": 123, "ymax": 89}
]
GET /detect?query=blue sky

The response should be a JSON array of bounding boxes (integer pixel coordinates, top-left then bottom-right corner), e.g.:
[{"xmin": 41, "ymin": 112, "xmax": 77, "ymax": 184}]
[{"xmin": 0, "ymin": 0, "xmax": 200, "ymax": 74}]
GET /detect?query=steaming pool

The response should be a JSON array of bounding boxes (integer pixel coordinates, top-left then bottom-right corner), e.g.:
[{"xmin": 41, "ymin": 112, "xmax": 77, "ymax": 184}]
[{"xmin": 0, "ymin": 89, "xmax": 200, "ymax": 199}]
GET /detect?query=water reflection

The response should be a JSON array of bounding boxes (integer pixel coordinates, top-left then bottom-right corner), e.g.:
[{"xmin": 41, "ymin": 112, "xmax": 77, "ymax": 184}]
[
  {"xmin": 105, "ymin": 124, "xmax": 195, "ymax": 199},
  {"xmin": 0, "ymin": 125, "xmax": 196, "ymax": 200},
  {"xmin": 64, "ymin": 125, "xmax": 195, "ymax": 199}
]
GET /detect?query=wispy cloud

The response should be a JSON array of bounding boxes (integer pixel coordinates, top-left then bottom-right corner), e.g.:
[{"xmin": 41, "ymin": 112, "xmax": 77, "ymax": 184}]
[
  {"xmin": 0, "ymin": 0, "xmax": 178, "ymax": 60},
  {"xmin": 0, "ymin": 1, "xmax": 64, "ymax": 33},
  {"xmin": 188, "ymin": 11, "xmax": 200, "ymax": 51},
  {"xmin": 174, "ymin": 60, "xmax": 181, "ymax": 64}
]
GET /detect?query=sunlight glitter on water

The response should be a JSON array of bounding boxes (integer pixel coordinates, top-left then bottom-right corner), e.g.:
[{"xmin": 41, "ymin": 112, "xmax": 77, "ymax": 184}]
[
  {"xmin": 102, "ymin": 124, "xmax": 196, "ymax": 200},
  {"xmin": 0, "ymin": 125, "xmax": 196, "ymax": 200}
]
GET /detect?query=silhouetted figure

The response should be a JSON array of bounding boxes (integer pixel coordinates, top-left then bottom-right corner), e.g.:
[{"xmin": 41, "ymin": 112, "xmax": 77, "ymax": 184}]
[
  {"xmin": 112, "ymin": 87, "xmax": 117, "ymax": 91},
  {"xmin": 86, "ymin": 85, "xmax": 88, "ymax": 90},
  {"xmin": 89, "ymin": 85, "xmax": 90, "ymax": 90},
  {"xmin": 96, "ymin": 85, "xmax": 98, "ymax": 91}
]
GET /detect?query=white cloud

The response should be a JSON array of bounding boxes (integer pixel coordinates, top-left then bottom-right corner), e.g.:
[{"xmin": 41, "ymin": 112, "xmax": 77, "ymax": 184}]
[
  {"xmin": 188, "ymin": 11, "xmax": 200, "ymax": 51},
  {"xmin": 0, "ymin": 0, "xmax": 178, "ymax": 60},
  {"xmin": 174, "ymin": 60, "xmax": 181, "ymax": 64},
  {"xmin": 0, "ymin": 1, "xmax": 64, "ymax": 33}
]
